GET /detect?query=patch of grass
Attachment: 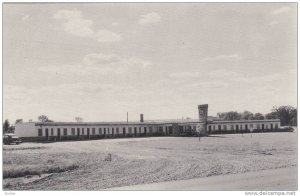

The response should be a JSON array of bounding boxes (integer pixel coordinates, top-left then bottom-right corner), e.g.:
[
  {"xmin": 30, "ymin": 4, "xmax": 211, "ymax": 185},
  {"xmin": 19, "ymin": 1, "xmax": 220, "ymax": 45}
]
[
  {"xmin": 3, "ymin": 147, "xmax": 47, "ymax": 151},
  {"xmin": 3, "ymin": 164, "xmax": 79, "ymax": 179}
]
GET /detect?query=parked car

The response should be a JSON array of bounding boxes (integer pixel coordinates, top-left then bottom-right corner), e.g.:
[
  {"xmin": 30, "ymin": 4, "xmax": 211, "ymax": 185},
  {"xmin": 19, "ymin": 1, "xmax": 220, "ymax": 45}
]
[
  {"xmin": 279, "ymin": 126, "xmax": 294, "ymax": 132},
  {"xmin": 3, "ymin": 133, "xmax": 22, "ymax": 145}
]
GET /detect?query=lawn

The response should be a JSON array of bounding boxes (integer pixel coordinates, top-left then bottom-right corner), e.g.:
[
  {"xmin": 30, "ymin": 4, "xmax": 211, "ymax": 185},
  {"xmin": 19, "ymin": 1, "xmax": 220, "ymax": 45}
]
[{"xmin": 3, "ymin": 131, "xmax": 297, "ymax": 190}]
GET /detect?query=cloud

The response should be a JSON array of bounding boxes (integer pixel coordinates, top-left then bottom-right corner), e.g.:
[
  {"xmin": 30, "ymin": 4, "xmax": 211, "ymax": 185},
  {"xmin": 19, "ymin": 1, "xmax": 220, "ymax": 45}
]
[
  {"xmin": 169, "ymin": 72, "xmax": 201, "ymax": 79},
  {"xmin": 83, "ymin": 53, "xmax": 121, "ymax": 65},
  {"xmin": 95, "ymin": 30, "xmax": 122, "ymax": 42},
  {"xmin": 139, "ymin": 12, "xmax": 161, "ymax": 24},
  {"xmin": 21, "ymin": 14, "xmax": 30, "ymax": 21},
  {"xmin": 54, "ymin": 9, "xmax": 94, "ymax": 37},
  {"xmin": 272, "ymin": 6, "xmax": 291, "ymax": 15},
  {"xmin": 54, "ymin": 9, "xmax": 121, "ymax": 42},
  {"xmin": 38, "ymin": 53, "xmax": 150, "ymax": 76},
  {"xmin": 269, "ymin": 21, "xmax": 279, "ymax": 26},
  {"xmin": 111, "ymin": 22, "xmax": 119, "ymax": 26},
  {"xmin": 233, "ymin": 73, "xmax": 281, "ymax": 84},
  {"xmin": 209, "ymin": 69, "xmax": 240, "ymax": 78},
  {"xmin": 201, "ymin": 53, "xmax": 242, "ymax": 62}
]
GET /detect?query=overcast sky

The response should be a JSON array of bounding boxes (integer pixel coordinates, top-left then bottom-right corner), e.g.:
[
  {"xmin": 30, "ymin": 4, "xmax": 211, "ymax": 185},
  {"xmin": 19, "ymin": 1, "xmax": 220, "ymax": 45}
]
[{"xmin": 3, "ymin": 3, "xmax": 297, "ymax": 123}]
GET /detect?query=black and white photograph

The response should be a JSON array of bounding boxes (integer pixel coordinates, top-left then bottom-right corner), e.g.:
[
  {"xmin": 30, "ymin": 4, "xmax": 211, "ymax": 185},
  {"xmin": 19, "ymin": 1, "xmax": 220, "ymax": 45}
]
[{"xmin": 2, "ymin": 2, "xmax": 298, "ymax": 193}]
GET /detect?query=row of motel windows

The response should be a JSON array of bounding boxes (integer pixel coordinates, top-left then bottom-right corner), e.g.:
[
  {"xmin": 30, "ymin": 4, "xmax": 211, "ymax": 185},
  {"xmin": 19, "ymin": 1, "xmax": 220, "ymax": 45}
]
[
  {"xmin": 37, "ymin": 126, "xmax": 156, "ymax": 137},
  {"xmin": 208, "ymin": 123, "xmax": 279, "ymax": 131}
]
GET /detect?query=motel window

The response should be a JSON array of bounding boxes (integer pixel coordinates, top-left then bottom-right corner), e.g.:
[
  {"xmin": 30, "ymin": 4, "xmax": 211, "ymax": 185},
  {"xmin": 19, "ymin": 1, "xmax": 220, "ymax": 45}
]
[
  {"xmin": 71, "ymin": 128, "xmax": 75, "ymax": 135},
  {"xmin": 63, "ymin": 128, "xmax": 68, "ymax": 136},
  {"xmin": 144, "ymin": 127, "xmax": 147, "ymax": 133},
  {"xmin": 116, "ymin": 127, "xmax": 119, "ymax": 134},
  {"xmin": 92, "ymin": 128, "xmax": 95, "ymax": 135},
  {"xmin": 139, "ymin": 127, "xmax": 141, "ymax": 133},
  {"xmin": 77, "ymin": 128, "xmax": 80, "ymax": 134},
  {"xmin": 82, "ymin": 128, "xmax": 84, "ymax": 135},
  {"xmin": 123, "ymin": 127, "xmax": 126, "ymax": 132},
  {"xmin": 128, "ymin": 127, "xmax": 132, "ymax": 134},
  {"xmin": 257, "ymin": 124, "xmax": 261, "ymax": 129},
  {"xmin": 99, "ymin": 128, "xmax": 102, "ymax": 135},
  {"xmin": 223, "ymin": 125, "xmax": 227, "ymax": 130},
  {"xmin": 230, "ymin": 125, "xmax": 234, "ymax": 130},
  {"xmin": 38, "ymin": 128, "xmax": 43, "ymax": 136},
  {"xmin": 51, "ymin": 128, "xmax": 54, "ymax": 136}
]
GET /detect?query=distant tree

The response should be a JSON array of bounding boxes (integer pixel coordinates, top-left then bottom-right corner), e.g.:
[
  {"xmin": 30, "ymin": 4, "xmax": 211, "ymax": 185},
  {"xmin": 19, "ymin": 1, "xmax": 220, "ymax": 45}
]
[
  {"xmin": 38, "ymin": 115, "xmax": 53, "ymax": 122},
  {"xmin": 265, "ymin": 111, "xmax": 278, "ymax": 119},
  {"xmin": 224, "ymin": 111, "xmax": 241, "ymax": 121},
  {"xmin": 272, "ymin": 106, "xmax": 297, "ymax": 126},
  {"xmin": 3, "ymin": 119, "xmax": 10, "ymax": 133},
  {"xmin": 217, "ymin": 111, "xmax": 241, "ymax": 120},
  {"xmin": 75, "ymin": 117, "xmax": 83, "ymax": 122},
  {"xmin": 217, "ymin": 112, "xmax": 226, "ymax": 119},
  {"xmin": 253, "ymin": 113, "xmax": 265, "ymax": 120},
  {"xmin": 15, "ymin": 119, "xmax": 23, "ymax": 124},
  {"xmin": 241, "ymin": 110, "xmax": 254, "ymax": 120}
]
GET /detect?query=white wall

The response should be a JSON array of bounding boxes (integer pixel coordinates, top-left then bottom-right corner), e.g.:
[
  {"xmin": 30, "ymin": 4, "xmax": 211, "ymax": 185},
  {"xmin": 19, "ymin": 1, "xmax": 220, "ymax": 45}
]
[{"xmin": 15, "ymin": 122, "xmax": 36, "ymax": 137}]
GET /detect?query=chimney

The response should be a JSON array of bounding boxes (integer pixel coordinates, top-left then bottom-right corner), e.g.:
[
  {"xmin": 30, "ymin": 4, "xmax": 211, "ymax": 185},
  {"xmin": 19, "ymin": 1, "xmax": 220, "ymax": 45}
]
[{"xmin": 140, "ymin": 114, "xmax": 144, "ymax": 122}]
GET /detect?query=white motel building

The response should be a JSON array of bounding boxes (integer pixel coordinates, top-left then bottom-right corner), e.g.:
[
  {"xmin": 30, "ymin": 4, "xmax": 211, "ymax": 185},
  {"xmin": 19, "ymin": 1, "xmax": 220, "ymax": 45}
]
[{"xmin": 15, "ymin": 104, "xmax": 281, "ymax": 142}]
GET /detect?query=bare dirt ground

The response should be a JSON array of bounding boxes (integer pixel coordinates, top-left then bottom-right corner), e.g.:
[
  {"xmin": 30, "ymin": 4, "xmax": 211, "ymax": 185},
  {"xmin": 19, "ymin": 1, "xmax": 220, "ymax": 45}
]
[
  {"xmin": 109, "ymin": 167, "xmax": 297, "ymax": 191},
  {"xmin": 3, "ymin": 131, "xmax": 297, "ymax": 190}
]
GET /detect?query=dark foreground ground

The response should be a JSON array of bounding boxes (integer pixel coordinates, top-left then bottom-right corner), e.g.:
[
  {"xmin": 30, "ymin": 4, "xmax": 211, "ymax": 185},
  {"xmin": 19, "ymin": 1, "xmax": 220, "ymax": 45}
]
[{"xmin": 3, "ymin": 130, "xmax": 297, "ymax": 190}]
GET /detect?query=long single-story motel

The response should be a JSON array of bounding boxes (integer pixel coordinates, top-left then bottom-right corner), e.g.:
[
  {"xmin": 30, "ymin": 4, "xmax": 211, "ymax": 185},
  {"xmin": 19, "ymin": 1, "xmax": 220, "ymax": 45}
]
[{"xmin": 15, "ymin": 104, "xmax": 281, "ymax": 141}]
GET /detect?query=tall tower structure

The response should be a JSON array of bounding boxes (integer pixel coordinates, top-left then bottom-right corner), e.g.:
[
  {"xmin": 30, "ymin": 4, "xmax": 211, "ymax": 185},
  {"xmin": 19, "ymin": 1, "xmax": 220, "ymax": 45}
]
[{"xmin": 198, "ymin": 104, "xmax": 208, "ymax": 136}]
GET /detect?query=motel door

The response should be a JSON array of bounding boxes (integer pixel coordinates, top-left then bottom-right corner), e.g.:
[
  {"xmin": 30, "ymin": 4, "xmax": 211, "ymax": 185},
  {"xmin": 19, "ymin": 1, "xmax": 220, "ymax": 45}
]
[
  {"xmin": 134, "ymin": 127, "xmax": 137, "ymax": 136},
  {"xmin": 235, "ymin": 125, "xmax": 239, "ymax": 132},
  {"xmin": 57, "ymin": 128, "xmax": 61, "ymax": 140},
  {"xmin": 77, "ymin": 128, "xmax": 80, "ymax": 139},
  {"xmin": 45, "ymin": 129, "xmax": 49, "ymax": 140},
  {"xmin": 87, "ymin": 128, "xmax": 90, "ymax": 139},
  {"xmin": 262, "ymin": 124, "xmax": 265, "ymax": 131}
]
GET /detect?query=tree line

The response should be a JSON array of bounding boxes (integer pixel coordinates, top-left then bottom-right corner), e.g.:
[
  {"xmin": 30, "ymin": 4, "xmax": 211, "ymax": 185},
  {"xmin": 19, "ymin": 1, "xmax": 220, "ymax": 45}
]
[{"xmin": 217, "ymin": 105, "xmax": 297, "ymax": 126}]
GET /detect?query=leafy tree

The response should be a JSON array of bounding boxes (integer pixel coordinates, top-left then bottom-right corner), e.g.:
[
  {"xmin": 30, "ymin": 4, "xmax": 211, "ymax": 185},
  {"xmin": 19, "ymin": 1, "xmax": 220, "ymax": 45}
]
[
  {"xmin": 227, "ymin": 111, "xmax": 241, "ymax": 120},
  {"xmin": 265, "ymin": 111, "xmax": 278, "ymax": 119},
  {"xmin": 272, "ymin": 106, "xmax": 297, "ymax": 126},
  {"xmin": 38, "ymin": 115, "xmax": 53, "ymax": 122},
  {"xmin": 253, "ymin": 113, "xmax": 265, "ymax": 120},
  {"xmin": 3, "ymin": 119, "xmax": 10, "ymax": 133},
  {"xmin": 75, "ymin": 117, "xmax": 83, "ymax": 122},
  {"xmin": 241, "ymin": 110, "xmax": 254, "ymax": 120},
  {"xmin": 217, "ymin": 112, "xmax": 226, "ymax": 119}
]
